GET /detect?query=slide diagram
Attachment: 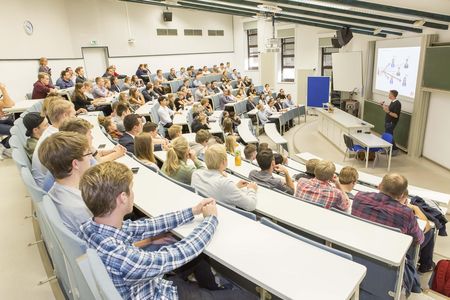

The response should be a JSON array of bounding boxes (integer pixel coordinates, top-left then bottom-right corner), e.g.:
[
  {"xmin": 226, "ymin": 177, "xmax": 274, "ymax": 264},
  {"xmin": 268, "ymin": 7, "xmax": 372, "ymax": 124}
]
[{"xmin": 375, "ymin": 46, "xmax": 421, "ymax": 98}]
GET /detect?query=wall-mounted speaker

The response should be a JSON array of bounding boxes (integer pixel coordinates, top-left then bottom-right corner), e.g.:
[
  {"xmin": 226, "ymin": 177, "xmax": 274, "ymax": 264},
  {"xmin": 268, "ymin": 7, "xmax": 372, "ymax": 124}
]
[
  {"xmin": 163, "ymin": 11, "xmax": 172, "ymax": 22},
  {"xmin": 336, "ymin": 26, "xmax": 353, "ymax": 47},
  {"xmin": 331, "ymin": 37, "xmax": 341, "ymax": 48}
]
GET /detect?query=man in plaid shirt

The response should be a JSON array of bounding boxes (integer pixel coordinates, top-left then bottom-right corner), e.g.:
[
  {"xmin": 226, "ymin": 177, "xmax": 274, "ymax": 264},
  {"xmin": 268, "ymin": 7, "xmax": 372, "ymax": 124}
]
[
  {"xmin": 295, "ymin": 160, "xmax": 350, "ymax": 211},
  {"xmin": 352, "ymin": 173, "xmax": 435, "ymax": 274},
  {"xmin": 79, "ymin": 161, "xmax": 250, "ymax": 299}
]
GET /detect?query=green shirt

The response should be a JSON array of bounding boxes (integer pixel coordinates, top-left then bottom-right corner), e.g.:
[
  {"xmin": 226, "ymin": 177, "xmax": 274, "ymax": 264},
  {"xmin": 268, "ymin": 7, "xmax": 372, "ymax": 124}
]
[
  {"xmin": 162, "ymin": 158, "xmax": 204, "ymax": 185},
  {"xmin": 25, "ymin": 137, "xmax": 38, "ymax": 161}
]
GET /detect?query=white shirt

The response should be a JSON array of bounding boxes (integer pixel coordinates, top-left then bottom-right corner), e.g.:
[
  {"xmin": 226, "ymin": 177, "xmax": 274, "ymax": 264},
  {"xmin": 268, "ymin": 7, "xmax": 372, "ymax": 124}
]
[
  {"xmin": 32, "ymin": 125, "xmax": 58, "ymax": 188},
  {"xmin": 158, "ymin": 106, "xmax": 174, "ymax": 126}
]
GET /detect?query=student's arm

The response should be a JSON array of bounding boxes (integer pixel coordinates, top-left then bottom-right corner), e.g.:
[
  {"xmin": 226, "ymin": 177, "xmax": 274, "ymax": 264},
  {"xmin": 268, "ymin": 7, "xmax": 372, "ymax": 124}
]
[
  {"xmin": 230, "ymin": 180, "xmax": 257, "ymax": 211},
  {"xmin": 408, "ymin": 204, "xmax": 431, "ymax": 233},
  {"xmin": 275, "ymin": 165, "xmax": 294, "ymax": 192},
  {"xmin": 0, "ymin": 83, "xmax": 15, "ymax": 108}
]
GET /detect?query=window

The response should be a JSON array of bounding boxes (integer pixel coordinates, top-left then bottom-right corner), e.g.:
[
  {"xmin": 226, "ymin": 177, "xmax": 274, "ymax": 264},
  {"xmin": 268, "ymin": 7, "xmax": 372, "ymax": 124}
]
[
  {"xmin": 281, "ymin": 37, "xmax": 295, "ymax": 82},
  {"xmin": 321, "ymin": 46, "xmax": 339, "ymax": 76},
  {"xmin": 208, "ymin": 30, "xmax": 224, "ymax": 36},
  {"xmin": 157, "ymin": 29, "xmax": 178, "ymax": 36},
  {"xmin": 184, "ymin": 29, "xmax": 202, "ymax": 36},
  {"xmin": 247, "ymin": 29, "xmax": 258, "ymax": 70}
]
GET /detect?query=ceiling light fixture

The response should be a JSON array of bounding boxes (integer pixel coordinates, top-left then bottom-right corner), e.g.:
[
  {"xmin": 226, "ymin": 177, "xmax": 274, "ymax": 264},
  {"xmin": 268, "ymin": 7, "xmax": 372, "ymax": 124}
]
[
  {"xmin": 373, "ymin": 28, "xmax": 382, "ymax": 35},
  {"xmin": 413, "ymin": 19, "xmax": 426, "ymax": 27},
  {"xmin": 257, "ymin": 4, "xmax": 282, "ymax": 14}
]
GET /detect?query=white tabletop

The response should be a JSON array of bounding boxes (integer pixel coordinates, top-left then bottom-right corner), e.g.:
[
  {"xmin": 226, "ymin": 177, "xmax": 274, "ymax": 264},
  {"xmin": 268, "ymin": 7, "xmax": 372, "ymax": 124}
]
[
  {"xmin": 264, "ymin": 123, "xmax": 287, "ymax": 144},
  {"xmin": 226, "ymin": 155, "xmax": 412, "ymax": 266},
  {"xmin": 316, "ymin": 108, "xmax": 374, "ymax": 129},
  {"xmin": 173, "ymin": 110, "xmax": 188, "ymax": 125},
  {"xmin": 237, "ymin": 119, "xmax": 258, "ymax": 144},
  {"xmin": 82, "ymin": 115, "xmax": 366, "ymax": 300},
  {"xmin": 350, "ymin": 133, "xmax": 392, "ymax": 148},
  {"xmin": 4, "ymin": 100, "xmax": 36, "ymax": 113},
  {"xmin": 135, "ymin": 101, "xmax": 155, "ymax": 116}
]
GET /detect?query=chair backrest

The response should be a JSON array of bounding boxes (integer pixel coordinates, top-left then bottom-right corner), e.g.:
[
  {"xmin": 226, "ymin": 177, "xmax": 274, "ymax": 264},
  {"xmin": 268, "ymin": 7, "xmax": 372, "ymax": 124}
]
[
  {"xmin": 29, "ymin": 100, "xmax": 44, "ymax": 113},
  {"xmin": 9, "ymin": 134, "xmax": 23, "ymax": 149},
  {"xmin": 211, "ymin": 94, "xmax": 221, "ymax": 110},
  {"xmin": 26, "ymin": 93, "xmax": 32, "ymax": 100},
  {"xmin": 217, "ymin": 201, "xmax": 257, "ymax": 221},
  {"xmin": 381, "ymin": 132, "xmax": 394, "ymax": 144},
  {"xmin": 12, "ymin": 147, "xmax": 31, "ymax": 170},
  {"xmin": 85, "ymin": 249, "xmax": 123, "ymax": 300},
  {"xmin": 42, "ymin": 196, "xmax": 97, "ymax": 300},
  {"xmin": 342, "ymin": 134, "xmax": 354, "ymax": 150},
  {"xmin": 20, "ymin": 166, "xmax": 46, "ymax": 203},
  {"xmin": 158, "ymin": 171, "xmax": 197, "ymax": 193},
  {"xmin": 260, "ymin": 217, "xmax": 352, "ymax": 260},
  {"xmin": 150, "ymin": 102, "xmax": 160, "ymax": 124}
]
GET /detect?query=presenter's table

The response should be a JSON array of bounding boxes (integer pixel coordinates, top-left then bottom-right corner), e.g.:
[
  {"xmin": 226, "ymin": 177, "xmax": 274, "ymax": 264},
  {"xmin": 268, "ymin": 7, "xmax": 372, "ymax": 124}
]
[{"xmin": 350, "ymin": 133, "xmax": 393, "ymax": 171}]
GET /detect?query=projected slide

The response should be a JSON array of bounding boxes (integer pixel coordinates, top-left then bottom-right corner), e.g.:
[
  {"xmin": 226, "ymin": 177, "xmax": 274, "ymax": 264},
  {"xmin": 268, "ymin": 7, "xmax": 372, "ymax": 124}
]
[{"xmin": 375, "ymin": 46, "xmax": 421, "ymax": 98}]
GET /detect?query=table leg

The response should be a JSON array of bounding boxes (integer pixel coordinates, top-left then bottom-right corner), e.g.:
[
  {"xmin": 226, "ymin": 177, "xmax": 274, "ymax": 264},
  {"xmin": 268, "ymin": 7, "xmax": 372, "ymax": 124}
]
[
  {"xmin": 366, "ymin": 146, "xmax": 369, "ymax": 169},
  {"xmin": 387, "ymin": 146, "xmax": 392, "ymax": 172}
]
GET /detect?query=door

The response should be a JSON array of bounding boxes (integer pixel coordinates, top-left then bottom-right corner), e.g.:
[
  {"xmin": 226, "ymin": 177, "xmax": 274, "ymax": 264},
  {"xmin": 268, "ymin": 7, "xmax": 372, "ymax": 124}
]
[{"xmin": 81, "ymin": 47, "xmax": 109, "ymax": 80}]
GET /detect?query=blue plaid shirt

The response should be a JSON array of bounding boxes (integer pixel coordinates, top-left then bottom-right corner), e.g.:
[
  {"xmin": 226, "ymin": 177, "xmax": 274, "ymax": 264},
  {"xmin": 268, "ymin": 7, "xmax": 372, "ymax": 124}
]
[{"xmin": 79, "ymin": 208, "xmax": 218, "ymax": 300}]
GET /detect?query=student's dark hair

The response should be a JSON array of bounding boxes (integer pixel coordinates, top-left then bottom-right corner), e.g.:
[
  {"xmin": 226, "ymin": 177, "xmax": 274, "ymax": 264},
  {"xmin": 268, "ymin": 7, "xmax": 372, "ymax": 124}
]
[
  {"xmin": 116, "ymin": 103, "xmax": 129, "ymax": 117},
  {"xmin": 61, "ymin": 70, "xmax": 69, "ymax": 77},
  {"xmin": 273, "ymin": 153, "xmax": 284, "ymax": 165},
  {"xmin": 390, "ymin": 90, "xmax": 398, "ymax": 97},
  {"xmin": 258, "ymin": 142, "xmax": 269, "ymax": 151},
  {"xmin": 256, "ymin": 149, "xmax": 274, "ymax": 171},
  {"xmin": 158, "ymin": 96, "xmax": 165, "ymax": 103},
  {"xmin": 123, "ymin": 114, "xmax": 141, "ymax": 132},
  {"xmin": 143, "ymin": 122, "xmax": 158, "ymax": 133}
]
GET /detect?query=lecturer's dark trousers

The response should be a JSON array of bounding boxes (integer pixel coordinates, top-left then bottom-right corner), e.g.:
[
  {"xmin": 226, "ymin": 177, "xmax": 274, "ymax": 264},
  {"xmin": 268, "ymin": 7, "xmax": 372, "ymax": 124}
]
[{"xmin": 385, "ymin": 121, "xmax": 398, "ymax": 150}]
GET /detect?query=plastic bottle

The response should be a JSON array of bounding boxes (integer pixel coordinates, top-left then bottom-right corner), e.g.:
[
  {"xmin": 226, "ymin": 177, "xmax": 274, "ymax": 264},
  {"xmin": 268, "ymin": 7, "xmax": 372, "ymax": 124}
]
[{"xmin": 235, "ymin": 149, "xmax": 241, "ymax": 166}]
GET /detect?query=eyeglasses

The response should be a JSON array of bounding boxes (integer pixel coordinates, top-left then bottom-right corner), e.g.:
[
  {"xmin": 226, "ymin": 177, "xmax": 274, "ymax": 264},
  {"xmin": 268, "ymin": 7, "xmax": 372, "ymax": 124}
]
[{"xmin": 82, "ymin": 152, "xmax": 93, "ymax": 157}]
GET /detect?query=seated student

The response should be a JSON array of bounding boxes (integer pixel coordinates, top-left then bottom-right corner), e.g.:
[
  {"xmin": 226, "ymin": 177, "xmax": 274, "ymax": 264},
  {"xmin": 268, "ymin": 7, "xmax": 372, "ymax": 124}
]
[
  {"xmin": 230, "ymin": 69, "xmax": 240, "ymax": 81},
  {"xmin": 32, "ymin": 73, "xmax": 56, "ymax": 99},
  {"xmin": 192, "ymin": 144, "xmax": 258, "ymax": 211},
  {"xmin": 155, "ymin": 69, "xmax": 167, "ymax": 83},
  {"xmin": 38, "ymin": 57, "xmax": 53, "ymax": 85},
  {"xmin": 131, "ymin": 75, "xmax": 144, "ymax": 88},
  {"xmin": 191, "ymin": 112, "xmax": 210, "ymax": 133},
  {"xmin": 178, "ymin": 79, "xmax": 190, "ymax": 92},
  {"xmin": 134, "ymin": 132, "xmax": 159, "ymax": 172},
  {"xmin": 154, "ymin": 80, "xmax": 166, "ymax": 96},
  {"xmin": 235, "ymin": 88, "xmax": 246, "ymax": 101},
  {"xmin": 185, "ymin": 88, "xmax": 195, "ymax": 103},
  {"xmin": 283, "ymin": 94, "xmax": 296, "ymax": 108},
  {"xmin": 338, "ymin": 166, "xmax": 359, "ymax": 201},
  {"xmin": 109, "ymin": 76, "xmax": 121, "ymax": 93},
  {"xmin": 75, "ymin": 66, "xmax": 87, "ymax": 84},
  {"xmin": 204, "ymin": 82, "xmax": 214, "ymax": 96},
  {"xmin": 167, "ymin": 124, "xmax": 182, "ymax": 140},
  {"xmin": 190, "ymin": 129, "xmax": 211, "ymax": 157},
  {"xmin": 276, "ymin": 89, "xmax": 286, "ymax": 100},
  {"xmin": 262, "ymin": 83, "xmax": 271, "ymax": 97},
  {"xmin": 352, "ymin": 174, "xmax": 435, "ymax": 276},
  {"xmin": 295, "ymin": 160, "xmax": 350, "ymax": 211},
  {"xmin": 166, "ymin": 93, "xmax": 176, "ymax": 111},
  {"xmin": 102, "ymin": 66, "xmax": 115, "ymax": 78},
  {"xmin": 273, "ymin": 153, "xmax": 288, "ymax": 166},
  {"xmin": 249, "ymin": 149, "xmax": 294, "ymax": 195},
  {"xmin": 246, "ymin": 95, "xmax": 258, "ymax": 112},
  {"xmin": 194, "ymin": 84, "xmax": 207, "ymax": 102},
  {"xmin": 119, "ymin": 114, "xmax": 143, "ymax": 153},
  {"xmin": 39, "ymin": 131, "xmax": 92, "ymax": 234},
  {"xmin": 128, "ymin": 87, "xmax": 145, "ymax": 108},
  {"xmin": 55, "ymin": 70, "xmax": 75, "ymax": 90},
  {"xmin": 98, "ymin": 116, "xmax": 122, "ymax": 140},
  {"xmin": 32, "ymin": 99, "xmax": 76, "ymax": 187},
  {"xmin": 228, "ymin": 111, "xmax": 241, "ymax": 131},
  {"xmin": 246, "ymin": 84, "xmax": 257, "ymax": 97},
  {"xmin": 142, "ymin": 121, "xmax": 168, "ymax": 151},
  {"xmin": 258, "ymin": 142, "xmax": 269, "ymax": 151},
  {"xmin": 162, "ymin": 136, "xmax": 204, "ymax": 185},
  {"xmin": 222, "ymin": 118, "xmax": 234, "ymax": 137},
  {"xmin": 141, "ymin": 83, "xmax": 159, "ymax": 103},
  {"xmin": 192, "ymin": 73, "xmax": 202, "ymax": 88},
  {"xmin": 293, "ymin": 158, "xmax": 319, "ymax": 181},
  {"xmin": 79, "ymin": 161, "xmax": 251, "ymax": 299},
  {"xmin": 157, "ymin": 96, "xmax": 175, "ymax": 128},
  {"xmin": 23, "ymin": 112, "xmax": 48, "ymax": 160},
  {"xmin": 135, "ymin": 64, "xmax": 150, "ymax": 83},
  {"xmin": 200, "ymin": 98, "xmax": 213, "ymax": 116},
  {"xmin": 225, "ymin": 135, "xmax": 239, "ymax": 154},
  {"xmin": 243, "ymin": 144, "xmax": 257, "ymax": 162},
  {"xmin": 256, "ymin": 103, "xmax": 270, "ymax": 125},
  {"xmin": 92, "ymin": 77, "xmax": 111, "ymax": 99},
  {"xmin": 211, "ymin": 81, "xmax": 222, "ymax": 94},
  {"xmin": 122, "ymin": 76, "xmax": 132, "ymax": 91},
  {"xmin": 112, "ymin": 102, "xmax": 131, "ymax": 133},
  {"xmin": 72, "ymin": 83, "xmax": 112, "ymax": 116},
  {"xmin": 174, "ymin": 91, "xmax": 188, "ymax": 111},
  {"xmin": 167, "ymin": 68, "xmax": 178, "ymax": 81},
  {"xmin": 219, "ymin": 89, "xmax": 235, "ymax": 110}
]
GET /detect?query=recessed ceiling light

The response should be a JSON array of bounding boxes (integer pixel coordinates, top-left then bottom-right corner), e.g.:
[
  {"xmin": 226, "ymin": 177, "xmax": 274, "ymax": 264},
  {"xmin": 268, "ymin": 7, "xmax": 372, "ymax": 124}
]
[
  {"xmin": 257, "ymin": 4, "xmax": 282, "ymax": 13},
  {"xmin": 413, "ymin": 20, "xmax": 426, "ymax": 27},
  {"xmin": 373, "ymin": 28, "xmax": 382, "ymax": 35}
]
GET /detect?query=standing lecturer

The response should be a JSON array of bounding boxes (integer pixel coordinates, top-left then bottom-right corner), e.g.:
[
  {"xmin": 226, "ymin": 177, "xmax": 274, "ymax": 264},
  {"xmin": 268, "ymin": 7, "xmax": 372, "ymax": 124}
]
[{"xmin": 382, "ymin": 89, "xmax": 401, "ymax": 152}]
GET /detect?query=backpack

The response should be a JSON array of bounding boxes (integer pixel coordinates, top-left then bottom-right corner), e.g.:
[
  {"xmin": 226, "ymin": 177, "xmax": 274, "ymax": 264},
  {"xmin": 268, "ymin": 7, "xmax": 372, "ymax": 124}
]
[{"xmin": 431, "ymin": 260, "xmax": 450, "ymax": 296}]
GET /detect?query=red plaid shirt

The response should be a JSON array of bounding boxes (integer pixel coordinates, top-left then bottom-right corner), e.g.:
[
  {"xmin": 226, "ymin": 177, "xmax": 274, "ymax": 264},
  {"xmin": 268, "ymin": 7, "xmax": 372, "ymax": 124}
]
[
  {"xmin": 295, "ymin": 178, "xmax": 349, "ymax": 211},
  {"xmin": 352, "ymin": 191, "xmax": 424, "ymax": 244}
]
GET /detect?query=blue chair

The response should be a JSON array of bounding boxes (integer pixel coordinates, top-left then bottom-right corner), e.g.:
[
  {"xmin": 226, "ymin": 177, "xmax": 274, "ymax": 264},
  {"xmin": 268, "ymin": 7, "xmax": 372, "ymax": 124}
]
[
  {"xmin": 343, "ymin": 134, "xmax": 365, "ymax": 162},
  {"xmin": 211, "ymin": 94, "xmax": 222, "ymax": 110},
  {"xmin": 12, "ymin": 148, "xmax": 31, "ymax": 170},
  {"xmin": 42, "ymin": 196, "xmax": 99, "ymax": 300},
  {"xmin": 372, "ymin": 132, "xmax": 394, "ymax": 168},
  {"xmin": 260, "ymin": 217, "xmax": 352, "ymax": 260},
  {"xmin": 84, "ymin": 249, "xmax": 122, "ymax": 300}
]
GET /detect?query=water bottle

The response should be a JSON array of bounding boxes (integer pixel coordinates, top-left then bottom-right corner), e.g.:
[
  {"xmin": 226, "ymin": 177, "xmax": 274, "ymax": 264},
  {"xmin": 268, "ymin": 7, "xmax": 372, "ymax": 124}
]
[{"xmin": 235, "ymin": 149, "xmax": 241, "ymax": 166}]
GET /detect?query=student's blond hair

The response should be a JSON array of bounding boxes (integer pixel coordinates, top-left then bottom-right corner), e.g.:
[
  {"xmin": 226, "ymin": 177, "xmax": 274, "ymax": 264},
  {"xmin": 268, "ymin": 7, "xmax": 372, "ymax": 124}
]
[
  {"xmin": 41, "ymin": 95, "xmax": 64, "ymax": 118},
  {"xmin": 305, "ymin": 158, "xmax": 320, "ymax": 174},
  {"xmin": 168, "ymin": 124, "xmax": 182, "ymax": 140},
  {"xmin": 205, "ymin": 144, "xmax": 227, "ymax": 170},
  {"xmin": 339, "ymin": 166, "xmax": 359, "ymax": 184},
  {"xmin": 47, "ymin": 99, "xmax": 74, "ymax": 124},
  {"xmin": 134, "ymin": 132, "xmax": 156, "ymax": 163},
  {"xmin": 195, "ymin": 129, "xmax": 211, "ymax": 144},
  {"xmin": 225, "ymin": 135, "xmax": 237, "ymax": 154},
  {"xmin": 162, "ymin": 136, "xmax": 188, "ymax": 176},
  {"xmin": 38, "ymin": 72, "xmax": 49, "ymax": 80},
  {"xmin": 59, "ymin": 118, "xmax": 93, "ymax": 135},
  {"xmin": 380, "ymin": 173, "xmax": 408, "ymax": 199},
  {"xmin": 314, "ymin": 160, "xmax": 336, "ymax": 181},
  {"xmin": 80, "ymin": 161, "xmax": 133, "ymax": 217}
]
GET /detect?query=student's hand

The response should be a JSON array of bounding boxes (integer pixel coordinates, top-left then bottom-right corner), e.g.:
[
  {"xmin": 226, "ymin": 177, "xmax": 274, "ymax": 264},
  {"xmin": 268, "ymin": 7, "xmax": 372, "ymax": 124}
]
[
  {"xmin": 236, "ymin": 180, "xmax": 249, "ymax": 189},
  {"xmin": 247, "ymin": 182, "xmax": 258, "ymax": 191},
  {"xmin": 383, "ymin": 105, "xmax": 389, "ymax": 113},
  {"xmin": 202, "ymin": 202, "xmax": 218, "ymax": 218},
  {"xmin": 49, "ymin": 88, "xmax": 57, "ymax": 93},
  {"xmin": 274, "ymin": 165, "xmax": 287, "ymax": 174},
  {"xmin": 192, "ymin": 198, "xmax": 215, "ymax": 215},
  {"xmin": 188, "ymin": 149, "xmax": 197, "ymax": 161},
  {"xmin": 77, "ymin": 108, "xmax": 88, "ymax": 114},
  {"xmin": 114, "ymin": 144, "xmax": 127, "ymax": 157}
]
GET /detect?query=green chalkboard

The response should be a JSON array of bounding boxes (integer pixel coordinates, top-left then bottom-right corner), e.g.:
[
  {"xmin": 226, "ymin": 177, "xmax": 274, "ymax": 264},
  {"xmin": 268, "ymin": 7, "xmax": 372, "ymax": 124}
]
[
  {"xmin": 362, "ymin": 100, "xmax": 411, "ymax": 149},
  {"xmin": 423, "ymin": 46, "xmax": 450, "ymax": 92}
]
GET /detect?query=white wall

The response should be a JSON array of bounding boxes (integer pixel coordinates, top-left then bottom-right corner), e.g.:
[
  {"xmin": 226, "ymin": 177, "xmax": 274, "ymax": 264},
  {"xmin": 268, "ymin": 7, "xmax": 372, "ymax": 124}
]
[{"xmin": 0, "ymin": 0, "xmax": 235, "ymax": 100}]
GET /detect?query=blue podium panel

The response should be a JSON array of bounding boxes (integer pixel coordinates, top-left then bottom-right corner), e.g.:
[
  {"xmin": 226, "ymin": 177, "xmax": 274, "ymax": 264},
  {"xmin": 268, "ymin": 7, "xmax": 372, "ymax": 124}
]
[{"xmin": 307, "ymin": 76, "xmax": 330, "ymax": 108}]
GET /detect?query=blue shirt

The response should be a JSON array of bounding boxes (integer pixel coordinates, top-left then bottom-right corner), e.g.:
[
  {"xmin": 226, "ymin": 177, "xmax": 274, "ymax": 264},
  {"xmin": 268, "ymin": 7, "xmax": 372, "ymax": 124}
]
[
  {"xmin": 79, "ymin": 209, "xmax": 218, "ymax": 300},
  {"xmin": 55, "ymin": 77, "xmax": 74, "ymax": 89}
]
